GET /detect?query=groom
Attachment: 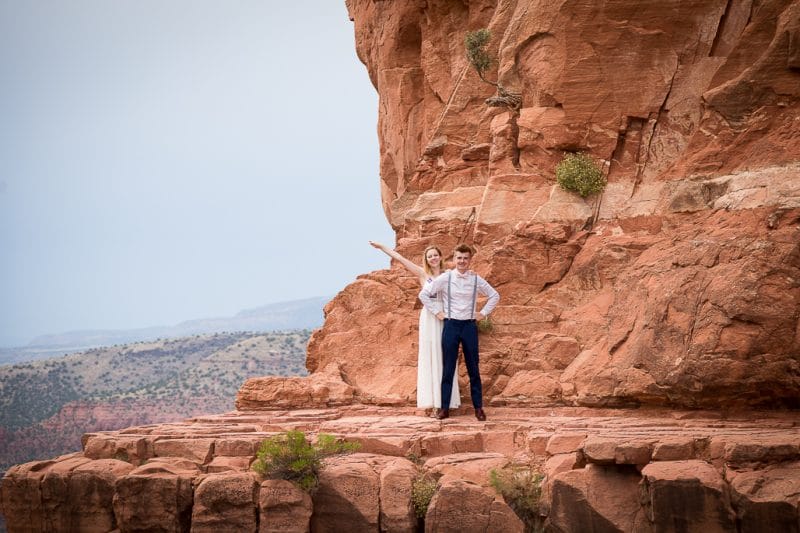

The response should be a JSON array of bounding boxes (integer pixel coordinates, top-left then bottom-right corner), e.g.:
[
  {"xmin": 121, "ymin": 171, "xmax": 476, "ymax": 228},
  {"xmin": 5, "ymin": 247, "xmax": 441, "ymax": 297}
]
[{"xmin": 419, "ymin": 244, "xmax": 499, "ymax": 421}]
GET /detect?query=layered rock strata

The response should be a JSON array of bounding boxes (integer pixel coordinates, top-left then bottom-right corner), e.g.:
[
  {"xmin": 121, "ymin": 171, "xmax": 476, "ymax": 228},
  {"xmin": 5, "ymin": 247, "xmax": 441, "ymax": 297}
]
[
  {"xmin": 256, "ymin": 0, "xmax": 800, "ymax": 410},
  {"xmin": 2, "ymin": 407, "xmax": 799, "ymax": 532},
  {"xmin": 4, "ymin": 2, "xmax": 800, "ymax": 531}
]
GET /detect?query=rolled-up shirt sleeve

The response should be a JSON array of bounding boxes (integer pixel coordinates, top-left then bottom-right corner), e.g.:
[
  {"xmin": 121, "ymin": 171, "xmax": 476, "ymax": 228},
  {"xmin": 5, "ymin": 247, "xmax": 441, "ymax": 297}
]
[
  {"xmin": 477, "ymin": 276, "xmax": 500, "ymax": 316},
  {"xmin": 418, "ymin": 272, "xmax": 447, "ymax": 316}
]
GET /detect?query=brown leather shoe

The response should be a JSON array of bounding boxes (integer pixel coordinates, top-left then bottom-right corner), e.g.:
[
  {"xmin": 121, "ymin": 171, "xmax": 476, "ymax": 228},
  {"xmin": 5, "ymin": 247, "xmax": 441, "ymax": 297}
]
[
  {"xmin": 475, "ymin": 408, "xmax": 487, "ymax": 421},
  {"xmin": 436, "ymin": 408, "xmax": 450, "ymax": 420}
]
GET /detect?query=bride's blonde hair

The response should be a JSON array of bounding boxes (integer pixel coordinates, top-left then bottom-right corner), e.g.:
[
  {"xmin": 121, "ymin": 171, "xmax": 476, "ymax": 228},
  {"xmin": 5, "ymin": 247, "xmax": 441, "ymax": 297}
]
[{"xmin": 422, "ymin": 245, "xmax": 443, "ymax": 276}]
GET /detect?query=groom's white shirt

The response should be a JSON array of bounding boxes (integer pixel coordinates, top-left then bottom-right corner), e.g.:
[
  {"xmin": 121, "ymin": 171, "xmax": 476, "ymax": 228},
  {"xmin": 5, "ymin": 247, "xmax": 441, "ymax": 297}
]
[{"xmin": 419, "ymin": 269, "xmax": 499, "ymax": 320}]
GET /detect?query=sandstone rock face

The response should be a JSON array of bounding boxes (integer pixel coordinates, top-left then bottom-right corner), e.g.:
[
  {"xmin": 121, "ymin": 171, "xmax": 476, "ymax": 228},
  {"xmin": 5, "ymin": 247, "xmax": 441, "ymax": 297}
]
[
  {"xmin": 191, "ymin": 473, "xmax": 259, "ymax": 533},
  {"xmin": 113, "ymin": 459, "xmax": 197, "ymax": 532},
  {"xmin": 288, "ymin": 0, "xmax": 800, "ymax": 411},
  {"xmin": 4, "ymin": 2, "xmax": 800, "ymax": 532},
  {"xmin": 549, "ymin": 464, "xmax": 649, "ymax": 533},
  {"xmin": 0, "ymin": 454, "xmax": 98, "ymax": 533},
  {"xmin": 424, "ymin": 452, "xmax": 508, "ymax": 486},
  {"xmin": 37, "ymin": 455, "xmax": 94, "ymax": 532},
  {"xmin": 1, "ymin": 460, "xmax": 54, "ymax": 532},
  {"xmin": 640, "ymin": 460, "xmax": 737, "ymax": 532},
  {"xmin": 5, "ymin": 407, "xmax": 799, "ymax": 532},
  {"xmin": 311, "ymin": 453, "xmax": 418, "ymax": 533},
  {"xmin": 425, "ymin": 475, "xmax": 524, "ymax": 533},
  {"xmin": 67, "ymin": 459, "xmax": 136, "ymax": 532},
  {"xmin": 259, "ymin": 479, "xmax": 312, "ymax": 533},
  {"xmin": 236, "ymin": 363, "xmax": 356, "ymax": 410},
  {"xmin": 311, "ymin": 454, "xmax": 382, "ymax": 532},
  {"xmin": 378, "ymin": 458, "xmax": 417, "ymax": 532},
  {"xmin": 728, "ymin": 461, "xmax": 800, "ymax": 533}
]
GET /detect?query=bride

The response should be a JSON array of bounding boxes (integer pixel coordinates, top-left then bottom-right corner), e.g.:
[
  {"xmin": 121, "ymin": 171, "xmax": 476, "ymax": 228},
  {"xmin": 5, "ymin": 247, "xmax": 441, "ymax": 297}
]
[{"xmin": 369, "ymin": 241, "xmax": 461, "ymax": 411}]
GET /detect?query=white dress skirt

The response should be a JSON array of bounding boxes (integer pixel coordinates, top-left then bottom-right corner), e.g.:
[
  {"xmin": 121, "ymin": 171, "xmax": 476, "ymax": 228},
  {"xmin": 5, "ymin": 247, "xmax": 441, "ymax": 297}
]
[{"xmin": 417, "ymin": 280, "xmax": 461, "ymax": 408}]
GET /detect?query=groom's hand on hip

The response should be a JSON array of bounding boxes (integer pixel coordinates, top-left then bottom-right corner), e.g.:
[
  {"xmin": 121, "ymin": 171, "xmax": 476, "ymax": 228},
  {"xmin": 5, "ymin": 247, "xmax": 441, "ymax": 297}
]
[{"xmin": 436, "ymin": 312, "xmax": 445, "ymax": 321}]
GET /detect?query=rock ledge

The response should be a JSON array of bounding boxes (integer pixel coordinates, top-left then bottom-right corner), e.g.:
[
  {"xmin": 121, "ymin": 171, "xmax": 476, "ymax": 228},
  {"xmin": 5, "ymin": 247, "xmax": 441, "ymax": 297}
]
[{"xmin": 2, "ymin": 406, "xmax": 798, "ymax": 532}]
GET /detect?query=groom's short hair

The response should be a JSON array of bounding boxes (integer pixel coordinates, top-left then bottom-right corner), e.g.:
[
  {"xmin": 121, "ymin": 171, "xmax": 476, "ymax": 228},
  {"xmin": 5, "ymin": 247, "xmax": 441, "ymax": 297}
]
[{"xmin": 453, "ymin": 244, "xmax": 474, "ymax": 256}]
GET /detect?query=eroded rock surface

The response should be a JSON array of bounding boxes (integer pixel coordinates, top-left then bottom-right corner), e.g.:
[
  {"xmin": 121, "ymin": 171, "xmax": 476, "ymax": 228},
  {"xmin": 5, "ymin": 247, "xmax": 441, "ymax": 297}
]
[
  {"xmin": 2, "ymin": 407, "xmax": 799, "ymax": 532},
  {"xmin": 259, "ymin": 479, "xmax": 313, "ymax": 533},
  {"xmin": 425, "ymin": 475, "xmax": 524, "ymax": 533},
  {"xmin": 279, "ymin": 0, "xmax": 800, "ymax": 411},
  {"xmin": 191, "ymin": 472, "xmax": 259, "ymax": 533},
  {"xmin": 4, "ymin": 2, "xmax": 800, "ymax": 532},
  {"xmin": 728, "ymin": 461, "xmax": 800, "ymax": 532}
]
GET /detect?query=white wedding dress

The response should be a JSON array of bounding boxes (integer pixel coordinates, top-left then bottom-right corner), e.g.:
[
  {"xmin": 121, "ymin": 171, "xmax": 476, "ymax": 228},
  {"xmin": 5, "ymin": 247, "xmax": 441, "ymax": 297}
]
[{"xmin": 417, "ymin": 278, "xmax": 461, "ymax": 408}]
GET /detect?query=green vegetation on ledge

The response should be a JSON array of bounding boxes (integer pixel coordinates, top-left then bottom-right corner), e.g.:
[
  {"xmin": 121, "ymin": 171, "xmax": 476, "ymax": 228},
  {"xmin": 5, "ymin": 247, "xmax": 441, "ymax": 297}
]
[
  {"xmin": 252, "ymin": 430, "xmax": 360, "ymax": 493},
  {"xmin": 555, "ymin": 152, "xmax": 606, "ymax": 198},
  {"xmin": 489, "ymin": 464, "xmax": 545, "ymax": 533}
]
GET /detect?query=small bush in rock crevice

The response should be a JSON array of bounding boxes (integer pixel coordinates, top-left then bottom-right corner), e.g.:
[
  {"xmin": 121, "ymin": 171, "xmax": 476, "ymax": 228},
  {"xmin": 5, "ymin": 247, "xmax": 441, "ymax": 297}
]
[
  {"xmin": 465, "ymin": 28, "xmax": 522, "ymax": 109},
  {"xmin": 490, "ymin": 464, "xmax": 545, "ymax": 533},
  {"xmin": 252, "ymin": 430, "xmax": 359, "ymax": 493},
  {"xmin": 555, "ymin": 152, "xmax": 606, "ymax": 197},
  {"xmin": 465, "ymin": 29, "xmax": 493, "ymax": 82},
  {"xmin": 411, "ymin": 473, "xmax": 438, "ymax": 519}
]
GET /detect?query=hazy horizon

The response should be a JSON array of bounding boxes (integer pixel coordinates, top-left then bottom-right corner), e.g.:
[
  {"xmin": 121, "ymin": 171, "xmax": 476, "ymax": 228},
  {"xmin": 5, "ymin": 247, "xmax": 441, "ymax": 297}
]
[
  {"xmin": 25, "ymin": 293, "xmax": 331, "ymax": 344},
  {"xmin": 0, "ymin": 1, "xmax": 395, "ymax": 347}
]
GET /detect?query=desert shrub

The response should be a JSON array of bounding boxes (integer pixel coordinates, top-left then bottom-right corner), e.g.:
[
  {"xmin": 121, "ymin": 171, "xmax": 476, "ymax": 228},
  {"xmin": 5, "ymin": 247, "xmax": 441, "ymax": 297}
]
[
  {"xmin": 489, "ymin": 465, "xmax": 544, "ymax": 532},
  {"xmin": 405, "ymin": 452, "xmax": 424, "ymax": 466},
  {"xmin": 252, "ymin": 430, "xmax": 359, "ymax": 493},
  {"xmin": 555, "ymin": 152, "xmax": 606, "ymax": 197},
  {"xmin": 411, "ymin": 473, "xmax": 438, "ymax": 518},
  {"xmin": 113, "ymin": 449, "xmax": 130, "ymax": 462},
  {"xmin": 465, "ymin": 28, "xmax": 521, "ymax": 109},
  {"xmin": 477, "ymin": 316, "xmax": 494, "ymax": 334},
  {"xmin": 465, "ymin": 28, "xmax": 493, "ymax": 82}
]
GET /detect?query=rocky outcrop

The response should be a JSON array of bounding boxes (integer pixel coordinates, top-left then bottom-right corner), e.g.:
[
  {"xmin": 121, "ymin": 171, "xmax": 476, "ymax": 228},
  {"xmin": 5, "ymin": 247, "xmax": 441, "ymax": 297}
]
[
  {"xmin": 640, "ymin": 460, "xmax": 737, "ymax": 532},
  {"xmin": 311, "ymin": 454, "xmax": 417, "ymax": 532},
  {"xmin": 728, "ymin": 461, "xmax": 800, "ymax": 531},
  {"xmin": 191, "ymin": 472, "xmax": 260, "ymax": 532},
  {"xmin": 259, "ymin": 479, "xmax": 313, "ymax": 533},
  {"xmin": 237, "ymin": 363, "xmax": 355, "ymax": 410},
  {"xmin": 425, "ymin": 475, "xmax": 524, "ymax": 532},
  {"xmin": 4, "ymin": 2, "xmax": 799, "ymax": 531},
  {"xmin": 549, "ymin": 464, "xmax": 649, "ymax": 532},
  {"xmin": 2, "ymin": 407, "xmax": 799, "ymax": 532},
  {"xmin": 112, "ymin": 458, "xmax": 198, "ymax": 531},
  {"xmin": 280, "ymin": 0, "xmax": 800, "ymax": 410}
]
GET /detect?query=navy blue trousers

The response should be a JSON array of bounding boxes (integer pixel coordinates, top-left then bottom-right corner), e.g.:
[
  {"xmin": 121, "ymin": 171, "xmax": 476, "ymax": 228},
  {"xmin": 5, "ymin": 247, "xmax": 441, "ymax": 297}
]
[{"xmin": 440, "ymin": 318, "xmax": 482, "ymax": 409}]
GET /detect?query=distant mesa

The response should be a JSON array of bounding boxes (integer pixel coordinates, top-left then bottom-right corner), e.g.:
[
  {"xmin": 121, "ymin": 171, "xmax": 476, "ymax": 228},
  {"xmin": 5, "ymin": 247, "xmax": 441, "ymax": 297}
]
[
  {"xmin": 1, "ymin": 296, "xmax": 328, "ymax": 366},
  {"xmin": 0, "ymin": 330, "xmax": 310, "ymax": 472}
]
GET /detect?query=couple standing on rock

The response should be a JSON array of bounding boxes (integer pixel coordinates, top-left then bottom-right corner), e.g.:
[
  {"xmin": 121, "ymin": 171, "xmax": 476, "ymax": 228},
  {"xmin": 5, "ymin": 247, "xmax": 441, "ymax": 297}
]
[{"xmin": 370, "ymin": 241, "xmax": 499, "ymax": 421}]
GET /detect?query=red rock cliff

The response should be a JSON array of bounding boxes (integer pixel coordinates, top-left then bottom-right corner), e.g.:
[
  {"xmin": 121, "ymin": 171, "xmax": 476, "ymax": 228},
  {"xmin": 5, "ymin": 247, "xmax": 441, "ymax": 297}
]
[
  {"xmin": 4, "ymin": 4, "xmax": 800, "ymax": 532},
  {"xmin": 242, "ymin": 0, "xmax": 800, "ymax": 411}
]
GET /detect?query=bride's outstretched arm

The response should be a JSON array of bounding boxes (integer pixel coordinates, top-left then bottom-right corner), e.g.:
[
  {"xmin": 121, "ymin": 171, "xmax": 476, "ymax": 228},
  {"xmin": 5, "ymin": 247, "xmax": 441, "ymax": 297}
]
[{"xmin": 369, "ymin": 241, "xmax": 425, "ymax": 279}]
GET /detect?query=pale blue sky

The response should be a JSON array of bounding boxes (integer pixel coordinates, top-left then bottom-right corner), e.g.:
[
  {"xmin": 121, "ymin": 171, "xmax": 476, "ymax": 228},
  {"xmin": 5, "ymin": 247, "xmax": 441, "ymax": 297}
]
[{"xmin": 0, "ymin": 1, "xmax": 394, "ymax": 347}]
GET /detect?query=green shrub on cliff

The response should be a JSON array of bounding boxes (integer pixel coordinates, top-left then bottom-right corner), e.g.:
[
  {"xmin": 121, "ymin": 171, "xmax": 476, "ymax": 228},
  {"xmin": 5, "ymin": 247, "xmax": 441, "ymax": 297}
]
[
  {"xmin": 465, "ymin": 28, "xmax": 522, "ymax": 109},
  {"xmin": 252, "ymin": 430, "xmax": 359, "ymax": 492},
  {"xmin": 411, "ymin": 473, "xmax": 438, "ymax": 518},
  {"xmin": 555, "ymin": 152, "xmax": 606, "ymax": 197},
  {"xmin": 489, "ymin": 464, "xmax": 544, "ymax": 532},
  {"xmin": 465, "ymin": 28, "xmax": 494, "ymax": 83}
]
